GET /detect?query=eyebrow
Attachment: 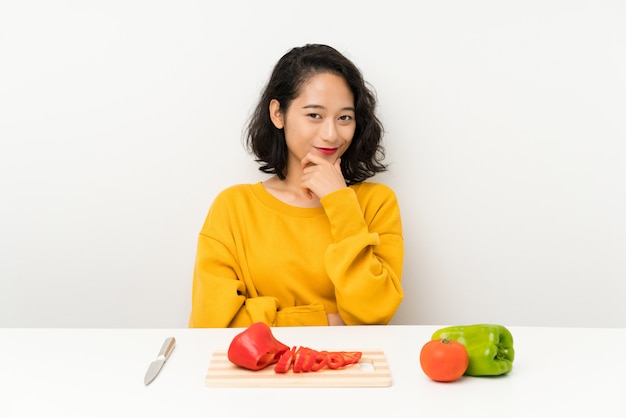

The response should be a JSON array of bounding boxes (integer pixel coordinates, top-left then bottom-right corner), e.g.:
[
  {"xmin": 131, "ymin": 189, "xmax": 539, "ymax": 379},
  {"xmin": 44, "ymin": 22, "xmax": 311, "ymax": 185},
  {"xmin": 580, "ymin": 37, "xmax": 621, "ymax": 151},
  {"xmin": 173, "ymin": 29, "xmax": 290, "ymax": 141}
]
[{"xmin": 301, "ymin": 104, "xmax": 356, "ymax": 112}]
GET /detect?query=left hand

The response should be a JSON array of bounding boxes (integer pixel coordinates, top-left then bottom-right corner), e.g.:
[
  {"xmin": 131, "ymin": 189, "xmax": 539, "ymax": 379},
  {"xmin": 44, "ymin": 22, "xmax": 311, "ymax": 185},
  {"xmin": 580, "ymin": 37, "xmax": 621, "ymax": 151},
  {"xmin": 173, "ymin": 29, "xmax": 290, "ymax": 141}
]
[{"xmin": 300, "ymin": 153, "xmax": 347, "ymax": 200}]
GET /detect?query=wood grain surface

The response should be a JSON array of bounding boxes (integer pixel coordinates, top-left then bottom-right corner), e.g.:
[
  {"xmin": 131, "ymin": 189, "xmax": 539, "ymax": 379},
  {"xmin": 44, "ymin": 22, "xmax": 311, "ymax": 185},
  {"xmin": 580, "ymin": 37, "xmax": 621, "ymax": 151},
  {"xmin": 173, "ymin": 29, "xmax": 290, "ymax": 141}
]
[{"xmin": 205, "ymin": 350, "xmax": 392, "ymax": 388}]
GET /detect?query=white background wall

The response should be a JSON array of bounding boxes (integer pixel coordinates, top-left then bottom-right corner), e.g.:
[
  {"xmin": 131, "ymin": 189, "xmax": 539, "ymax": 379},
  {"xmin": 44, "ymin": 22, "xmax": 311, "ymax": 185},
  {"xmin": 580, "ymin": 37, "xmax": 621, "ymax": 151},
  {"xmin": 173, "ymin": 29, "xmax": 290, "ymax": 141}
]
[{"xmin": 1, "ymin": 0, "xmax": 624, "ymax": 328}]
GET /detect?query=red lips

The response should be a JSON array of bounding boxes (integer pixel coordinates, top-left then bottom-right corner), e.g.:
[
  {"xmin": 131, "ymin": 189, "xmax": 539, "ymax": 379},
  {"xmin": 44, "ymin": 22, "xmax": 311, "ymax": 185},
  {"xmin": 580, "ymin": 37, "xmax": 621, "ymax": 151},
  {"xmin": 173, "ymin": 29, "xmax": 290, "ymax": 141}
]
[{"xmin": 316, "ymin": 147, "xmax": 338, "ymax": 155}]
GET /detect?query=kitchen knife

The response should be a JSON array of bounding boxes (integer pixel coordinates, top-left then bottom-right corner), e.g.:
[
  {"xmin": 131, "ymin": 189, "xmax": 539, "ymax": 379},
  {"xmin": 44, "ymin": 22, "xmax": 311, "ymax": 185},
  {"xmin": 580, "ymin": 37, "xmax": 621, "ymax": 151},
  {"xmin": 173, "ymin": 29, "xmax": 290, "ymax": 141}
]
[{"xmin": 144, "ymin": 337, "xmax": 176, "ymax": 386}]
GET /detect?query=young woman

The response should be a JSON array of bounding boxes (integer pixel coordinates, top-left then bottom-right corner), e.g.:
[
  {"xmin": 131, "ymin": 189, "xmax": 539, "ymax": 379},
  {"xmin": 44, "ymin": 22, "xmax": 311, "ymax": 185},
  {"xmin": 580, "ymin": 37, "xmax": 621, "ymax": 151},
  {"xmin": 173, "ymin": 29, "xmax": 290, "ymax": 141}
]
[{"xmin": 189, "ymin": 44, "xmax": 404, "ymax": 327}]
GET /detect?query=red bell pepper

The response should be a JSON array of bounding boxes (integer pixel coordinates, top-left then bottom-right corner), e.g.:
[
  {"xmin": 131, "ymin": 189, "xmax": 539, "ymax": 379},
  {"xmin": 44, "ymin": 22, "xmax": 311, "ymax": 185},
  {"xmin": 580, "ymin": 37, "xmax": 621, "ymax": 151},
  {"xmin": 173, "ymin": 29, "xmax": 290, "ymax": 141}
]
[
  {"xmin": 227, "ymin": 322, "xmax": 290, "ymax": 371},
  {"xmin": 227, "ymin": 323, "xmax": 363, "ymax": 373}
]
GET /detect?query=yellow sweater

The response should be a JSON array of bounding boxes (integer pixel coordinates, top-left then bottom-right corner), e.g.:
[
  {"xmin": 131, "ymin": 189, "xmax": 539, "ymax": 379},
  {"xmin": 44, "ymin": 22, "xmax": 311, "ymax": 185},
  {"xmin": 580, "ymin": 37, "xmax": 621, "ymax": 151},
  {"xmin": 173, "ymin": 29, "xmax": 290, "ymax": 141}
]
[{"xmin": 189, "ymin": 182, "xmax": 404, "ymax": 327}]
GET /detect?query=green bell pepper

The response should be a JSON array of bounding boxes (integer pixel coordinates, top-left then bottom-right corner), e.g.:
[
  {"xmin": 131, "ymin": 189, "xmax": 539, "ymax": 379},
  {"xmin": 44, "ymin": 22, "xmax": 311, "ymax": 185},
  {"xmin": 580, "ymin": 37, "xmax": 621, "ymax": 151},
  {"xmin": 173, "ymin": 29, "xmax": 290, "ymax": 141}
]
[{"xmin": 432, "ymin": 324, "xmax": 515, "ymax": 376}]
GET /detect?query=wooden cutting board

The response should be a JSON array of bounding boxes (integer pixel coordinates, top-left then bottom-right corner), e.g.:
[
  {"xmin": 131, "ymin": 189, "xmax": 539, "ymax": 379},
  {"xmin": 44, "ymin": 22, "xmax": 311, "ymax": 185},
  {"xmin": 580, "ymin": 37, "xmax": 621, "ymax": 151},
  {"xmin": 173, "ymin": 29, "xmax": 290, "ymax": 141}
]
[{"xmin": 205, "ymin": 349, "xmax": 392, "ymax": 388}]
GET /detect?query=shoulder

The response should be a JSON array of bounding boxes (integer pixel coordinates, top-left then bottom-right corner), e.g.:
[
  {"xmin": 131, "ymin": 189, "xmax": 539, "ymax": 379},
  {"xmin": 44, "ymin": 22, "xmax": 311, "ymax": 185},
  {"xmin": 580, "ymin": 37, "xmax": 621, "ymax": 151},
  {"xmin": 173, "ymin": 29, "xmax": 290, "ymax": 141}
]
[
  {"xmin": 201, "ymin": 184, "xmax": 260, "ymax": 230},
  {"xmin": 350, "ymin": 182, "xmax": 398, "ymax": 201},
  {"xmin": 348, "ymin": 182, "xmax": 400, "ymax": 215},
  {"xmin": 218, "ymin": 184, "xmax": 252, "ymax": 196},
  {"xmin": 350, "ymin": 182, "xmax": 402, "ymax": 226},
  {"xmin": 209, "ymin": 183, "xmax": 258, "ymax": 212},
  {"xmin": 214, "ymin": 183, "xmax": 253, "ymax": 199}
]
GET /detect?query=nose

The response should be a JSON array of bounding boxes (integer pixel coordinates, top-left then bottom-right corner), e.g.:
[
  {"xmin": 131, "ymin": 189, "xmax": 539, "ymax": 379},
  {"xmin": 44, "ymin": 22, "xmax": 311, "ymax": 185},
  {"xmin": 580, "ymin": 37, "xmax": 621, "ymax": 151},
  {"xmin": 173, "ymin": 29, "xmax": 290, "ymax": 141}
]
[{"xmin": 320, "ymin": 119, "xmax": 339, "ymax": 142}]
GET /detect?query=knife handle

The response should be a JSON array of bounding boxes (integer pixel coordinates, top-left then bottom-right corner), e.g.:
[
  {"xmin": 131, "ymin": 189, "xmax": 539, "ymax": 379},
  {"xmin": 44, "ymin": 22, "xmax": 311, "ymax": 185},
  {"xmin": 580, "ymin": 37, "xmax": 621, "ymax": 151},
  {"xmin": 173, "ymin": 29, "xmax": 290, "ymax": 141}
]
[{"xmin": 157, "ymin": 337, "xmax": 176, "ymax": 360}]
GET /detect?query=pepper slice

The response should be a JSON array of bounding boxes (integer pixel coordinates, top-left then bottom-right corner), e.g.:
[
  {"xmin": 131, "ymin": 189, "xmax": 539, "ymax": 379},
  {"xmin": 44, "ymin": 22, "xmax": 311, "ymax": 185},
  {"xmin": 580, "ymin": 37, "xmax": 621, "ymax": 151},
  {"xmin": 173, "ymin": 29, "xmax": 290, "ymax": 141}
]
[
  {"xmin": 302, "ymin": 348, "xmax": 319, "ymax": 372},
  {"xmin": 326, "ymin": 352, "xmax": 345, "ymax": 369},
  {"xmin": 310, "ymin": 351, "xmax": 328, "ymax": 372},
  {"xmin": 292, "ymin": 346, "xmax": 308, "ymax": 373},
  {"xmin": 337, "ymin": 351, "xmax": 362, "ymax": 366},
  {"xmin": 274, "ymin": 346, "xmax": 296, "ymax": 373}
]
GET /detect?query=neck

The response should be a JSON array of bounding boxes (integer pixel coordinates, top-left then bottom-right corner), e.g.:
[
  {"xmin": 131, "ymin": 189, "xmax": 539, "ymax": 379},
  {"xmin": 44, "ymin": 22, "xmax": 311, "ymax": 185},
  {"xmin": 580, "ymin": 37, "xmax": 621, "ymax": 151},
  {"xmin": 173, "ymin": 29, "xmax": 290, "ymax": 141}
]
[{"xmin": 263, "ymin": 175, "xmax": 321, "ymax": 208}]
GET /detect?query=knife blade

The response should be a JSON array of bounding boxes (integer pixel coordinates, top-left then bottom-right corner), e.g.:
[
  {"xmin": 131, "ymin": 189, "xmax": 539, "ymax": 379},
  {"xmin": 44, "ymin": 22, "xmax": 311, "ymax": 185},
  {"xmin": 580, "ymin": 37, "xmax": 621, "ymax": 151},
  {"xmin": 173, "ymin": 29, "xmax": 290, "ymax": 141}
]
[{"xmin": 144, "ymin": 337, "xmax": 176, "ymax": 385}]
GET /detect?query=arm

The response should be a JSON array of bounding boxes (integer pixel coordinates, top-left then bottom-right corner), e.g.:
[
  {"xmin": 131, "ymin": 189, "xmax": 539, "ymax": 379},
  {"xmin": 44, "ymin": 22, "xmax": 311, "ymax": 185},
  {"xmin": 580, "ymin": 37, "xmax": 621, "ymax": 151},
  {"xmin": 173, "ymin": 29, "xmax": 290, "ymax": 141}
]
[
  {"xmin": 189, "ymin": 232, "xmax": 256, "ymax": 328},
  {"xmin": 188, "ymin": 190, "xmax": 272, "ymax": 328},
  {"xmin": 321, "ymin": 185, "xmax": 404, "ymax": 325},
  {"xmin": 189, "ymin": 232, "xmax": 330, "ymax": 327}
]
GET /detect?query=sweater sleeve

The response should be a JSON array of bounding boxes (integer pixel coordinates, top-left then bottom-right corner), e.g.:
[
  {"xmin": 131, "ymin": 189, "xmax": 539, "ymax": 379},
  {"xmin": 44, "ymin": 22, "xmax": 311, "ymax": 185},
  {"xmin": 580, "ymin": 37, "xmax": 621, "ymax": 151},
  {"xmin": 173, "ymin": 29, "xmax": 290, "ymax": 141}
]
[
  {"xmin": 321, "ymin": 185, "xmax": 404, "ymax": 325},
  {"xmin": 190, "ymin": 228, "xmax": 330, "ymax": 327},
  {"xmin": 188, "ymin": 190, "xmax": 261, "ymax": 328}
]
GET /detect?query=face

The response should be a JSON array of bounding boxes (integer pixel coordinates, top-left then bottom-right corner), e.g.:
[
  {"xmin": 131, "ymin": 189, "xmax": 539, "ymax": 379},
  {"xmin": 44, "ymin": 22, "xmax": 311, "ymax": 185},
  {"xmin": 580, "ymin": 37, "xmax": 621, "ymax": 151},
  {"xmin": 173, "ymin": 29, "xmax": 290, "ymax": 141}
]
[{"xmin": 270, "ymin": 72, "xmax": 356, "ymax": 173}]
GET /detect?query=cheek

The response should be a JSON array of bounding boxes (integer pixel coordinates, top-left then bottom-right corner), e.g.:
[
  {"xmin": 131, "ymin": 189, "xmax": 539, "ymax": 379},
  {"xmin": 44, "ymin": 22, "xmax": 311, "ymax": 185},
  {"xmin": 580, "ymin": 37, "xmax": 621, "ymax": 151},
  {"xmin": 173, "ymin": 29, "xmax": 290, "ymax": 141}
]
[
  {"xmin": 284, "ymin": 120, "xmax": 311, "ymax": 139},
  {"xmin": 340, "ymin": 125, "xmax": 356, "ymax": 143}
]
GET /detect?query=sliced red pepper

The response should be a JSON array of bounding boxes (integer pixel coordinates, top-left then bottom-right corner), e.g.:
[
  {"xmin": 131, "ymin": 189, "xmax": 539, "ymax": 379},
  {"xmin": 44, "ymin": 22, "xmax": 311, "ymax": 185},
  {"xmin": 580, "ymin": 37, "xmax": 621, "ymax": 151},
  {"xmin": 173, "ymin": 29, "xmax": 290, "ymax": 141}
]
[
  {"xmin": 338, "ymin": 351, "xmax": 363, "ymax": 366},
  {"xmin": 302, "ymin": 348, "xmax": 320, "ymax": 372},
  {"xmin": 326, "ymin": 352, "xmax": 345, "ymax": 369},
  {"xmin": 292, "ymin": 346, "xmax": 308, "ymax": 373},
  {"xmin": 274, "ymin": 346, "xmax": 296, "ymax": 373},
  {"xmin": 310, "ymin": 351, "xmax": 328, "ymax": 372},
  {"xmin": 226, "ymin": 324, "xmax": 363, "ymax": 374}
]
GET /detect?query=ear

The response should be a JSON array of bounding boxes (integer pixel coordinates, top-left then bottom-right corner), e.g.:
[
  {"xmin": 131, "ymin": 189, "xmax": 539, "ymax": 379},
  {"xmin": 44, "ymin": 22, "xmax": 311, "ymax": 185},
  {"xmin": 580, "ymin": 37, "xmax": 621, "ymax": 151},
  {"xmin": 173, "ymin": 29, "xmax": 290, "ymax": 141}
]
[{"xmin": 269, "ymin": 99, "xmax": 284, "ymax": 129}]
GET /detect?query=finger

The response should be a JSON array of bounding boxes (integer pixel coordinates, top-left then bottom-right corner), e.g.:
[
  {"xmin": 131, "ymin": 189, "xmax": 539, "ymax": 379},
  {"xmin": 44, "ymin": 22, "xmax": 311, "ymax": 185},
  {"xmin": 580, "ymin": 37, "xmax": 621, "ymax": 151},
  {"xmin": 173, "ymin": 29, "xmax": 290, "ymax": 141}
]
[
  {"xmin": 302, "ymin": 152, "xmax": 332, "ymax": 168},
  {"xmin": 300, "ymin": 152, "xmax": 316, "ymax": 169}
]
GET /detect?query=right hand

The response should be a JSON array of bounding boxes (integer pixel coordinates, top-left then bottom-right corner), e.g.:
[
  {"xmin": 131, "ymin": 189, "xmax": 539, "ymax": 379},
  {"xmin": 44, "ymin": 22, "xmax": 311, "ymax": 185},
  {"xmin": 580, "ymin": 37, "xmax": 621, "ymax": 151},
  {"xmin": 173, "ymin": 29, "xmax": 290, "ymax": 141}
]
[{"xmin": 300, "ymin": 153, "xmax": 346, "ymax": 200}]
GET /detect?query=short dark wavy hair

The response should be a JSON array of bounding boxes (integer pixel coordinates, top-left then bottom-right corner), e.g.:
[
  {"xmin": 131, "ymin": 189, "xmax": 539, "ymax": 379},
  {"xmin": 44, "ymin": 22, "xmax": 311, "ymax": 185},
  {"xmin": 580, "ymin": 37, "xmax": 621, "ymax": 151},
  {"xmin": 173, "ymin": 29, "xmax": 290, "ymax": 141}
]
[{"xmin": 244, "ymin": 44, "xmax": 387, "ymax": 185}]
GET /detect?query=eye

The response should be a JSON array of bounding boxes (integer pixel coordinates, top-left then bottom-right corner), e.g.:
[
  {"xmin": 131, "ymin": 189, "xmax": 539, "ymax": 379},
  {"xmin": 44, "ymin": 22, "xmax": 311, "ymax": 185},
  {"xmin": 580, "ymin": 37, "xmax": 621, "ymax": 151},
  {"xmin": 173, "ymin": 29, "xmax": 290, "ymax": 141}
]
[
  {"xmin": 339, "ymin": 115, "xmax": 353, "ymax": 121},
  {"xmin": 307, "ymin": 113, "xmax": 322, "ymax": 119}
]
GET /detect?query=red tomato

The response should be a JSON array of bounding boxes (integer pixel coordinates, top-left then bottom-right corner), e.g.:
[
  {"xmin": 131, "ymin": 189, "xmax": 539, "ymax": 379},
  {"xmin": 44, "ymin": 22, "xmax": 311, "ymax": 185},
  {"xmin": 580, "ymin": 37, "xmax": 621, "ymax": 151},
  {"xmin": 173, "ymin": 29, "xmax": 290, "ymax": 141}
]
[{"xmin": 420, "ymin": 338, "xmax": 469, "ymax": 382}]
